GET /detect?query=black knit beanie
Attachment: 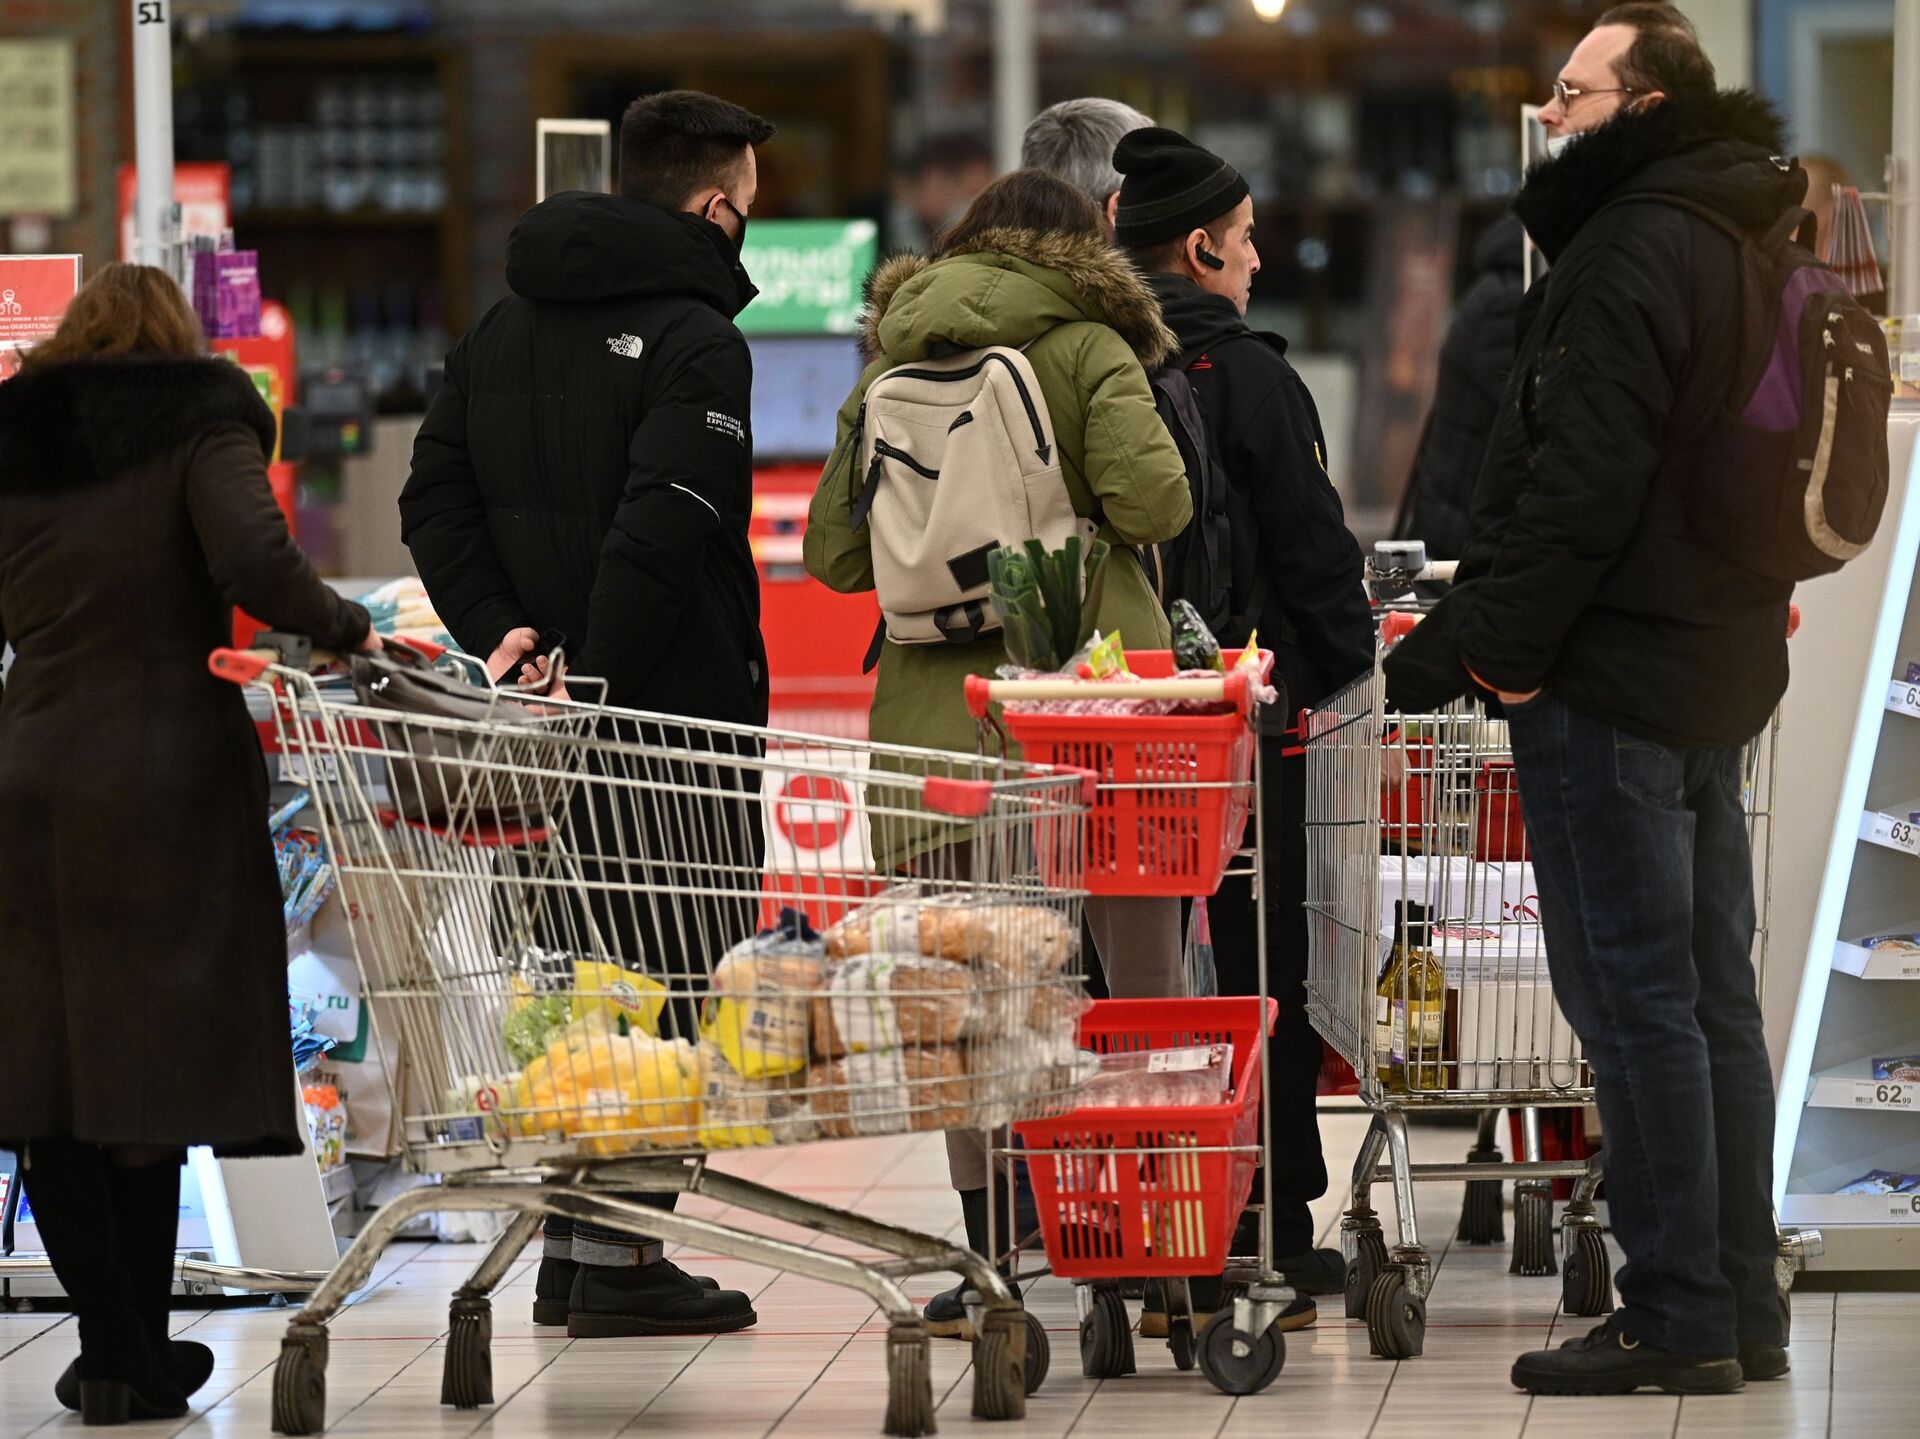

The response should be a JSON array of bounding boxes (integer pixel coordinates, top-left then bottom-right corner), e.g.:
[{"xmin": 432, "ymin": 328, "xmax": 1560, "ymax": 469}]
[{"xmin": 1112, "ymin": 126, "xmax": 1249, "ymax": 248}]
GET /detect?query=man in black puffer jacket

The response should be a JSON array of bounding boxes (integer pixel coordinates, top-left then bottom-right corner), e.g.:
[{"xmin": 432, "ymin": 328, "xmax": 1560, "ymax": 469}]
[
  {"xmin": 401, "ymin": 90, "xmax": 772, "ymax": 1341},
  {"xmin": 1386, "ymin": 6, "xmax": 1800, "ymax": 1397},
  {"xmin": 1394, "ymin": 211, "xmax": 1528, "ymax": 559}
]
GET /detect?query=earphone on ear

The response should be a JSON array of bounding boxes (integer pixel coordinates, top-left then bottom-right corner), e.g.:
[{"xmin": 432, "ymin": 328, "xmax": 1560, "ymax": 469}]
[{"xmin": 1195, "ymin": 246, "xmax": 1226, "ymax": 271}]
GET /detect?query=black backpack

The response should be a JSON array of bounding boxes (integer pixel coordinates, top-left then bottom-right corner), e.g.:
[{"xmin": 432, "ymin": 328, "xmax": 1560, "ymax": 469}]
[
  {"xmin": 1146, "ymin": 357, "xmax": 1247, "ymax": 638},
  {"xmin": 1611, "ymin": 193, "xmax": 1893, "ymax": 581}
]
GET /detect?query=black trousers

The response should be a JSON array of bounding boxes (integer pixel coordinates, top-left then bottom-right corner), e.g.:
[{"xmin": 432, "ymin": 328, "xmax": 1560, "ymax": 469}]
[{"xmin": 1204, "ymin": 735, "xmax": 1328, "ymax": 1260}]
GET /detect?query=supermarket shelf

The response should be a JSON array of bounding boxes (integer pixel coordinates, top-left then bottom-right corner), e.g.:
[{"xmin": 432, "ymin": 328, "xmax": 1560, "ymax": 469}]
[
  {"xmin": 320, "ymin": 1164, "xmax": 355, "ymax": 1207},
  {"xmin": 1806, "ymin": 1058, "xmax": 1920, "ymax": 1112},
  {"xmin": 1834, "ymin": 935, "xmax": 1920, "ymax": 979},
  {"xmin": 1781, "ymin": 1189, "xmax": 1920, "ymax": 1229},
  {"xmin": 1890, "ymin": 678, "xmax": 1920, "ymax": 719},
  {"xmin": 1859, "ymin": 807, "xmax": 1920, "ymax": 856}
]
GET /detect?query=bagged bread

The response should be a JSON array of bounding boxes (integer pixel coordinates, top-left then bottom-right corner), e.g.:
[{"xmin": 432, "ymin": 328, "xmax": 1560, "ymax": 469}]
[
  {"xmin": 814, "ymin": 1046, "xmax": 973, "ymax": 1138},
  {"xmin": 696, "ymin": 1041, "xmax": 817, "ymax": 1149},
  {"xmin": 812, "ymin": 955, "xmax": 981, "ymax": 1057},
  {"xmin": 700, "ymin": 938, "xmax": 829, "ymax": 1080},
  {"xmin": 824, "ymin": 898, "xmax": 1076, "ymax": 977}
]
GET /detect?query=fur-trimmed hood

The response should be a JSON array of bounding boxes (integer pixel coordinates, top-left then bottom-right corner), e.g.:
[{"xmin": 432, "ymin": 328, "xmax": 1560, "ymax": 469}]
[
  {"xmin": 860, "ymin": 227, "xmax": 1178, "ymax": 368},
  {"xmin": 1516, "ymin": 88, "xmax": 1801, "ymax": 262},
  {"xmin": 0, "ymin": 357, "xmax": 276, "ymax": 492}
]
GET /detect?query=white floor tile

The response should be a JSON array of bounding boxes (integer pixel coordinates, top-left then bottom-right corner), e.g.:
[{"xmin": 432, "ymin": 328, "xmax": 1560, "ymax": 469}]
[{"xmin": 0, "ymin": 1116, "xmax": 1878, "ymax": 1438}]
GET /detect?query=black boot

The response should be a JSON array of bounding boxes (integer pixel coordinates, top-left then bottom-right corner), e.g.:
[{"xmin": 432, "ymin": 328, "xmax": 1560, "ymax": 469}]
[
  {"xmin": 22, "ymin": 1141, "xmax": 187, "ymax": 1425},
  {"xmin": 1511, "ymin": 1321, "xmax": 1744, "ymax": 1396},
  {"xmin": 924, "ymin": 1181, "xmax": 1041, "ymax": 1340},
  {"xmin": 566, "ymin": 1251, "xmax": 756, "ymax": 1338},
  {"xmin": 1741, "ymin": 1344, "xmax": 1790, "ymax": 1381}
]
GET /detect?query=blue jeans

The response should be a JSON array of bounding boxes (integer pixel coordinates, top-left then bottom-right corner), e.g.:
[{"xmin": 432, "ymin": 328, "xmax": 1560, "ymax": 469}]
[{"xmin": 1504, "ymin": 695, "xmax": 1780, "ymax": 1357}]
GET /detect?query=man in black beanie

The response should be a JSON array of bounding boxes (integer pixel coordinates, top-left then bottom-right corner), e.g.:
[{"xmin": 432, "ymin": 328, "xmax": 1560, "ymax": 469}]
[{"xmin": 1117, "ymin": 125, "xmax": 1374, "ymax": 1335}]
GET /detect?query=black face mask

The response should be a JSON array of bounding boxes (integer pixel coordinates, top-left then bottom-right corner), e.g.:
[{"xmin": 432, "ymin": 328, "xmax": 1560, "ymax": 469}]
[{"xmin": 714, "ymin": 195, "xmax": 748, "ymax": 254}]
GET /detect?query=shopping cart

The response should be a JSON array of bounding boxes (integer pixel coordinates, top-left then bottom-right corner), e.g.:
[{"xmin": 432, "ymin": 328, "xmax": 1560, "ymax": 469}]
[
  {"xmin": 210, "ymin": 640, "xmax": 1097, "ymax": 1438},
  {"xmin": 1299, "ymin": 541, "xmax": 1818, "ymax": 1361},
  {"xmin": 969, "ymin": 656, "xmax": 1299, "ymax": 1397}
]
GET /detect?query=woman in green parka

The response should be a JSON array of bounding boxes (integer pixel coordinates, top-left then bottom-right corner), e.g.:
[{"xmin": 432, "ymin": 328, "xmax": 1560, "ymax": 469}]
[
  {"xmin": 806, "ymin": 169, "xmax": 1192, "ymax": 760},
  {"xmin": 804, "ymin": 170, "xmax": 1196, "ymax": 1336}
]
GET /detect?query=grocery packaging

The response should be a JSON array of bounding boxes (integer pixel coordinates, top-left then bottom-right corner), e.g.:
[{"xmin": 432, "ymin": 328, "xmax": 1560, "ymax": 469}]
[
  {"xmin": 823, "ymin": 893, "xmax": 1077, "ymax": 978},
  {"xmin": 507, "ymin": 1030, "xmax": 704, "ymax": 1154},
  {"xmin": 696, "ymin": 1041, "xmax": 817, "ymax": 1150},
  {"xmin": 1873, "ymin": 1054, "xmax": 1920, "ymax": 1082},
  {"xmin": 811, "ymin": 954, "xmax": 981, "ymax": 1056},
  {"xmin": 1836, "ymin": 1169, "xmax": 1920, "ymax": 1195},
  {"xmin": 700, "ymin": 912, "xmax": 830, "ymax": 1078},
  {"xmin": 572, "ymin": 959, "xmax": 670, "ymax": 1034},
  {"xmin": 814, "ymin": 1047, "xmax": 974, "ymax": 1138},
  {"xmin": 1170, "ymin": 599, "xmax": 1225, "ymax": 673},
  {"xmin": 304, "ymin": 1084, "xmax": 346, "ymax": 1170},
  {"xmin": 1074, "ymin": 1044, "xmax": 1235, "ymax": 1109}
]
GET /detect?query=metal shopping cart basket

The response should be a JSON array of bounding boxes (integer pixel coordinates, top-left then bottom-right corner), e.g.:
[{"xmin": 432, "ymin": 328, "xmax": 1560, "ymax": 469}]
[
  {"xmin": 211, "ymin": 639, "xmax": 1098, "ymax": 1438},
  {"xmin": 1299, "ymin": 542, "xmax": 1817, "ymax": 1362},
  {"xmin": 969, "ymin": 654, "xmax": 1300, "ymax": 1397}
]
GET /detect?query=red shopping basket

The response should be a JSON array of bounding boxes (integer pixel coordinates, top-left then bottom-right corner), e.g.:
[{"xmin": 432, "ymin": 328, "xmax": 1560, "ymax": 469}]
[
  {"xmin": 968, "ymin": 650, "xmax": 1271, "ymax": 897},
  {"xmin": 1012, "ymin": 996, "xmax": 1277, "ymax": 1281}
]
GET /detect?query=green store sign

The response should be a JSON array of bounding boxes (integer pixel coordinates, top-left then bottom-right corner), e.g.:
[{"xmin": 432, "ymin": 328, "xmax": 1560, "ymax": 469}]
[{"xmin": 738, "ymin": 219, "xmax": 878, "ymax": 336}]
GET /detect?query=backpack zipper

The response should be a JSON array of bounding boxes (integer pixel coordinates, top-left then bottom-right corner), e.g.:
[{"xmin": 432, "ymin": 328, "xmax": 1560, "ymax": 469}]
[
  {"xmin": 889, "ymin": 353, "xmax": 1052, "ymax": 462},
  {"xmin": 874, "ymin": 437, "xmax": 940, "ymax": 480}
]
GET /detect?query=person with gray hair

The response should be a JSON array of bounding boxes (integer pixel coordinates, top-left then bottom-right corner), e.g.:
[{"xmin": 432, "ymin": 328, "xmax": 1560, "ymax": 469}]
[{"xmin": 1021, "ymin": 97, "xmax": 1154, "ymax": 227}]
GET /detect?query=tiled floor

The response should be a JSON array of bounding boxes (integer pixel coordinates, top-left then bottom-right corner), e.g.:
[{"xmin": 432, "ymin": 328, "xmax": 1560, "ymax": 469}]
[{"xmin": 1, "ymin": 1107, "xmax": 1909, "ymax": 1438}]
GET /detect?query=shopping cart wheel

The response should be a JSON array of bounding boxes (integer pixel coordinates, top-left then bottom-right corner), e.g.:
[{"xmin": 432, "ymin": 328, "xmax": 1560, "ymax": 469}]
[
  {"xmin": 1365, "ymin": 1269, "xmax": 1426, "ymax": 1360},
  {"xmin": 440, "ymin": 1296, "xmax": 494, "ymax": 1409},
  {"xmin": 970, "ymin": 1306, "xmax": 1032, "ymax": 1420},
  {"xmin": 884, "ymin": 1320, "xmax": 936, "ymax": 1438},
  {"xmin": 1196, "ymin": 1310, "xmax": 1285, "ymax": 1396},
  {"xmin": 1168, "ymin": 1312, "xmax": 1197, "ymax": 1371},
  {"xmin": 1561, "ymin": 1229, "xmax": 1614, "ymax": 1318},
  {"xmin": 1510, "ymin": 1184, "xmax": 1557, "ymax": 1277},
  {"xmin": 1079, "ymin": 1287, "xmax": 1134, "ymax": 1379},
  {"xmin": 271, "ymin": 1324, "xmax": 328, "ymax": 1436},
  {"xmin": 1457, "ymin": 1146, "xmax": 1505, "ymax": 1245},
  {"xmin": 1344, "ymin": 1230, "xmax": 1388, "ymax": 1320}
]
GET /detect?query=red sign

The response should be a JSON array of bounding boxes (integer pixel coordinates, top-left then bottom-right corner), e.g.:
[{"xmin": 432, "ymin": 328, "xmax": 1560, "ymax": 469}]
[
  {"xmin": 117, "ymin": 163, "xmax": 231, "ymax": 263},
  {"xmin": 0, "ymin": 253, "xmax": 81, "ymax": 381},
  {"xmin": 774, "ymin": 773, "xmax": 854, "ymax": 851}
]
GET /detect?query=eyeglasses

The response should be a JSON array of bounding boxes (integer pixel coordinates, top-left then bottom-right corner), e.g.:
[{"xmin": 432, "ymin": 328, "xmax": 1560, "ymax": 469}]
[{"xmin": 1551, "ymin": 80, "xmax": 1638, "ymax": 109}]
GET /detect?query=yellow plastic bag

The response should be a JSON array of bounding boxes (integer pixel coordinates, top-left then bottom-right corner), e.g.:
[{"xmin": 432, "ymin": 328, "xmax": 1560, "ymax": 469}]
[
  {"xmin": 507, "ymin": 1031, "xmax": 703, "ymax": 1154},
  {"xmin": 572, "ymin": 960, "xmax": 668, "ymax": 1036}
]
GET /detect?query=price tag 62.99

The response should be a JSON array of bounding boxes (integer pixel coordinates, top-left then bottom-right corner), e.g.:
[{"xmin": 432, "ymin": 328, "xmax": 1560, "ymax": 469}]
[
  {"xmin": 1890, "ymin": 1193, "xmax": 1920, "ymax": 1223},
  {"xmin": 1854, "ymin": 1080, "xmax": 1915, "ymax": 1110}
]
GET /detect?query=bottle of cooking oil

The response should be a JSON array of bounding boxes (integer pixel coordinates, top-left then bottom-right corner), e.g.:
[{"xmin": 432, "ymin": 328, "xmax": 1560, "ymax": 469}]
[{"xmin": 1380, "ymin": 903, "xmax": 1447, "ymax": 1092}]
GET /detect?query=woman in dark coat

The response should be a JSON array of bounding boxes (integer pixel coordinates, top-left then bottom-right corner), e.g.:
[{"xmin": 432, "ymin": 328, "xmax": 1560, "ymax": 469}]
[{"xmin": 0, "ymin": 263, "xmax": 375, "ymax": 1423}]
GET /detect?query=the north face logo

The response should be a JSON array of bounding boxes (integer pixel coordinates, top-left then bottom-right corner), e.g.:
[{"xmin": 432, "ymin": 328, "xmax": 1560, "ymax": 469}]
[{"xmin": 606, "ymin": 334, "xmax": 643, "ymax": 359}]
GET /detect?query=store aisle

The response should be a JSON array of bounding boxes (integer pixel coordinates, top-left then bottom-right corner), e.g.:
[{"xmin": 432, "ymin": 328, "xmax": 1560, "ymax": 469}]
[{"xmin": 0, "ymin": 1110, "xmax": 1904, "ymax": 1439}]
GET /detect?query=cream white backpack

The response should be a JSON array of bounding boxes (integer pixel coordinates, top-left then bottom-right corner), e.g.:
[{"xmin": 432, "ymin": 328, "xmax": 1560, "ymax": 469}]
[{"xmin": 846, "ymin": 345, "xmax": 1093, "ymax": 646}]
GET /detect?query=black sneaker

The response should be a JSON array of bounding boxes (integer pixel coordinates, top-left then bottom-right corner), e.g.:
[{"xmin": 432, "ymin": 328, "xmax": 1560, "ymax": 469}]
[
  {"xmin": 1741, "ymin": 1345, "xmax": 1790, "ymax": 1381},
  {"xmin": 567, "ymin": 1260, "xmax": 756, "ymax": 1338},
  {"xmin": 925, "ymin": 1280, "xmax": 975, "ymax": 1340},
  {"xmin": 536, "ymin": 1254, "xmax": 719, "ymax": 1325},
  {"xmin": 1277, "ymin": 1248, "xmax": 1349, "ymax": 1297},
  {"xmin": 1512, "ymin": 1322, "xmax": 1744, "ymax": 1396}
]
